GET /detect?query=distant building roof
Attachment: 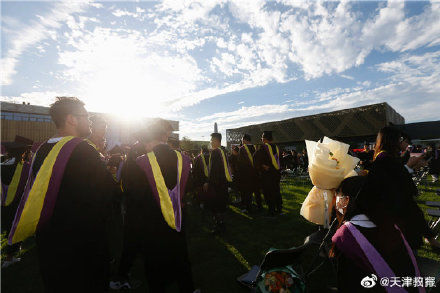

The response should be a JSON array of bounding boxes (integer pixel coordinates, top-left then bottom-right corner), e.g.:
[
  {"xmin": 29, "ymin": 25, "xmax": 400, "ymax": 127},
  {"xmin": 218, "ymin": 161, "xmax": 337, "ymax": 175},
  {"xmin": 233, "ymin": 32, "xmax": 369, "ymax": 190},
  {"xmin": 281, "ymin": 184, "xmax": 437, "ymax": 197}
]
[
  {"xmin": 395, "ymin": 121, "xmax": 440, "ymax": 141},
  {"xmin": 226, "ymin": 102, "xmax": 405, "ymax": 146},
  {"xmin": 1, "ymin": 101, "xmax": 50, "ymax": 115}
]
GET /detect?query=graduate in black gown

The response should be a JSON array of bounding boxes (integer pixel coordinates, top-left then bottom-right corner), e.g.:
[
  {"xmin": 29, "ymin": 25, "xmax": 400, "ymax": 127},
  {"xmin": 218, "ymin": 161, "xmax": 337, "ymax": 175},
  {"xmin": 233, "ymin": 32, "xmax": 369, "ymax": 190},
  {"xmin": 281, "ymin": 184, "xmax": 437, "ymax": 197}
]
[
  {"xmin": 238, "ymin": 134, "xmax": 262, "ymax": 212},
  {"xmin": 254, "ymin": 131, "xmax": 282, "ymax": 216},
  {"xmin": 110, "ymin": 135, "xmax": 152, "ymax": 290},
  {"xmin": 120, "ymin": 119, "xmax": 195, "ymax": 293},
  {"xmin": 360, "ymin": 126, "xmax": 438, "ymax": 250},
  {"xmin": 192, "ymin": 147, "xmax": 209, "ymax": 206},
  {"xmin": 203, "ymin": 132, "xmax": 231, "ymax": 234},
  {"xmin": 229, "ymin": 145, "xmax": 241, "ymax": 204},
  {"xmin": 1, "ymin": 143, "xmax": 30, "ymax": 268},
  {"xmin": 31, "ymin": 97, "xmax": 115, "ymax": 292},
  {"xmin": 331, "ymin": 176, "xmax": 422, "ymax": 293}
]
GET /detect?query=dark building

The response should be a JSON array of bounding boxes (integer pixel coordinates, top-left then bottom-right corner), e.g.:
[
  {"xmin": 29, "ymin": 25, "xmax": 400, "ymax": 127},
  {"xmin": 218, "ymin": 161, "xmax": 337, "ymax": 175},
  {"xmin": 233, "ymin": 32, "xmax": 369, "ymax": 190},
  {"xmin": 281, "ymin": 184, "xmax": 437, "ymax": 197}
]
[{"xmin": 226, "ymin": 103, "xmax": 405, "ymax": 149}]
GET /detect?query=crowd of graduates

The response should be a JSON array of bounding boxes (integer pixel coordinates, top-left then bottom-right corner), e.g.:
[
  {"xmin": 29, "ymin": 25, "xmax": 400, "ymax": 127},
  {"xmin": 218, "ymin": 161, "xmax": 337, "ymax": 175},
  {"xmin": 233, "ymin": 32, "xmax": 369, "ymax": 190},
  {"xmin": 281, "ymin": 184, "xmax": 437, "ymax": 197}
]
[{"xmin": 1, "ymin": 96, "xmax": 439, "ymax": 293}]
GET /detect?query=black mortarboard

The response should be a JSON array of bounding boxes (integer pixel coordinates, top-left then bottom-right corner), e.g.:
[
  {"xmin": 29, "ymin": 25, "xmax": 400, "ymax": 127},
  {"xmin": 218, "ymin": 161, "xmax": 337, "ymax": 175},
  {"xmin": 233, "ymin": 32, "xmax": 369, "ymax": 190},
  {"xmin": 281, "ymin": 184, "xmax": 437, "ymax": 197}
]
[
  {"xmin": 242, "ymin": 134, "xmax": 251, "ymax": 142},
  {"xmin": 2, "ymin": 135, "xmax": 33, "ymax": 152},
  {"xmin": 211, "ymin": 132, "xmax": 222, "ymax": 141},
  {"xmin": 262, "ymin": 130, "xmax": 273, "ymax": 141}
]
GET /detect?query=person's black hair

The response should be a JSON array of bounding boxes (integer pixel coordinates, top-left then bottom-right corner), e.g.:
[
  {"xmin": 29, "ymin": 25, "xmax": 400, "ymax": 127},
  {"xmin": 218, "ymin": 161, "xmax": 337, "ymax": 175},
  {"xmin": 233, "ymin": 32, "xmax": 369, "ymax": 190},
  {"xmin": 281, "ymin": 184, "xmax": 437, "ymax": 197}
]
[
  {"xmin": 201, "ymin": 147, "xmax": 209, "ymax": 154},
  {"xmin": 89, "ymin": 115, "xmax": 107, "ymax": 127},
  {"xmin": 337, "ymin": 176, "xmax": 367, "ymax": 221},
  {"xmin": 262, "ymin": 131, "xmax": 273, "ymax": 141},
  {"xmin": 374, "ymin": 126, "xmax": 402, "ymax": 158},
  {"xmin": 49, "ymin": 97, "xmax": 86, "ymax": 128},
  {"xmin": 211, "ymin": 132, "xmax": 222, "ymax": 141},
  {"xmin": 242, "ymin": 134, "xmax": 251, "ymax": 142},
  {"xmin": 149, "ymin": 118, "xmax": 173, "ymax": 141}
]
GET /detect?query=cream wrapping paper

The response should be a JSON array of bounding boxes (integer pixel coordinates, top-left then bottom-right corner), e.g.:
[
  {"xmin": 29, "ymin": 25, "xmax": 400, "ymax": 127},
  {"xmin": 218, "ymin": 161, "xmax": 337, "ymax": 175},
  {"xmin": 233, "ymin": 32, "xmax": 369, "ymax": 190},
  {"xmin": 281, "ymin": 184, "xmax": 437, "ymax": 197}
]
[{"xmin": 300, "ymin": 137, "xmax": 359, "ymax": 226}]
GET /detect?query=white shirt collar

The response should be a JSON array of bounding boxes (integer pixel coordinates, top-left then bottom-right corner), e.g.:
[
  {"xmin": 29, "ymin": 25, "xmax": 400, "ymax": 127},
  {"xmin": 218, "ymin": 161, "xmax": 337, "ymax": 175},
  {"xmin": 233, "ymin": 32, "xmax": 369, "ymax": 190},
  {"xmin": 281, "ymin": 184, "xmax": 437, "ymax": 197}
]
[
  {"xmin": 349, "ymin": 214, "xmax": 377, "ymax": 228},
  {"xmin": 47, "ymin": 137, "xmax": 63, "ymax": 143},
  {"xmin": 1, "ymin": 157, "xmax": 16, "ymax": 165}
]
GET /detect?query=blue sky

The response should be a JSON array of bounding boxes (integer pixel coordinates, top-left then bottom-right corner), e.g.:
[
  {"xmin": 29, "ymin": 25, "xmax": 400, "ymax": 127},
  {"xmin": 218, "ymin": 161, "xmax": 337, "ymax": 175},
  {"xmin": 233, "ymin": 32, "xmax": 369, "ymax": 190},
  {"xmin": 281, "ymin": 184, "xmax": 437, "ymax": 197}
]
[{"xmin": 2, "ymin": 1, "xmax": 440, "ymax": 142}]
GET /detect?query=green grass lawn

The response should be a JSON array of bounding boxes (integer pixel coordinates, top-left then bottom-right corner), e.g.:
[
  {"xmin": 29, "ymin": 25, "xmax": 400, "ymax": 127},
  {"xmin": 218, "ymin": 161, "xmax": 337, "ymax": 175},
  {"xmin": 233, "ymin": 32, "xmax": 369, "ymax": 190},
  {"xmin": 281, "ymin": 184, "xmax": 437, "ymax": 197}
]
[{"xmin": 2, "ymin": 177, "xmax": 439, "ymax": 292}]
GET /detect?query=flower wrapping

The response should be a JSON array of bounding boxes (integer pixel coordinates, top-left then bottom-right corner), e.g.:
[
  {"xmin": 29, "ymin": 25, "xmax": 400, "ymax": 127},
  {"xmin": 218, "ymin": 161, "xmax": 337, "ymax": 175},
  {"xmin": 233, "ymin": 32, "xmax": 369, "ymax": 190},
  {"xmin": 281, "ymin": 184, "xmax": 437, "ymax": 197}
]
[{"xmin": 300, "ymin": 137, "xmax": 359, "ymax": 226}]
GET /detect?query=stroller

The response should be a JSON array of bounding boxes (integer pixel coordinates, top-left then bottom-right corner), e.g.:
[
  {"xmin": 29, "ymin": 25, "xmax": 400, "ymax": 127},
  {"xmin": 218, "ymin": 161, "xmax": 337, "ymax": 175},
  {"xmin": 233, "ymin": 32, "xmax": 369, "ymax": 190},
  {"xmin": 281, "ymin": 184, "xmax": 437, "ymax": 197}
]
[{"xmin": 237, "ymin": 220, "xmax": 339, "ymax": 293}]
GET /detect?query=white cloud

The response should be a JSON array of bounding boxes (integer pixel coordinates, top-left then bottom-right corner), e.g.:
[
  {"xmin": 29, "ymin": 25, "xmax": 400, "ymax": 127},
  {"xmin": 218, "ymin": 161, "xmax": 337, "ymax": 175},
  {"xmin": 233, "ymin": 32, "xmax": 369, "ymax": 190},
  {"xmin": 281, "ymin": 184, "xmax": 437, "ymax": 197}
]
[
  {"xmin": 180, "ymin": 50, "xmax": 440, "ymax": 139},
  {"xmin": 3, "ymin": 0, "xmax": 440, "ymax": 134},
  {"xmin": 198, "ymin": 104, "xmax": 291, "ymax": 123},
  {"xmin": 1, "ymin": 91, "xmax": 70, "ymax": 106},
  {"xmin": 1, "ymin": 2, "xmax": 88, "ymax": 85},
  {"xmin": 112, "ymin": 9, "xmax": 144, "ymax": 19}
]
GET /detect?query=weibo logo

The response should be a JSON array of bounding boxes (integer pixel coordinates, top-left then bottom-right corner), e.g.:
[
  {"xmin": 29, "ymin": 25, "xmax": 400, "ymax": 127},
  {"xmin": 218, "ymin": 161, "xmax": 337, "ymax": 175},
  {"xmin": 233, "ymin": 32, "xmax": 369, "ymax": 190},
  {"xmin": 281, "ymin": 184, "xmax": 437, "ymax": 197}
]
[{"xmin": 361, "ymin": 274, "xmax": 377, "ymax": 288}]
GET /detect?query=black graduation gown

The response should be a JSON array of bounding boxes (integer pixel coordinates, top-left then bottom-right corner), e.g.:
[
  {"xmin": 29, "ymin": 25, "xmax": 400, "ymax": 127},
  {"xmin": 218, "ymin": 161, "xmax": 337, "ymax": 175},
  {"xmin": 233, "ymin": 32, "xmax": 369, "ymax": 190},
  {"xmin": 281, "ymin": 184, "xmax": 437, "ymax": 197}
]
[
  {"xmin": 1, "ymin": 159, "xmax": 20, "ymax": 233},
  {"xmin": 254, "ymin": 144, "xmax": 282, "ymax": 213},
  {"xmin": 206, "ymin": 147, "xmax": 229, "ymax": 213},
  {"xmin": 32, "ymin": 140, "xmax": 115, "ymax": 292},
  {"xmin": 334, "ymin": 224, "xmax": 418, "ymax": 293},
  {"xmin": 358, "ymin": 153, "xmax": 433, "ymax": 249},
  {"xmin": 192, "ymin": 154, "xmax": 209, "ymax": 189},
  {"xmin": 121, "ymin": 144, "xmax": 194, "ymax": 292},
  {"xmin": 238, "ymin": 144, "xmax": 258, "ymax": 191}
]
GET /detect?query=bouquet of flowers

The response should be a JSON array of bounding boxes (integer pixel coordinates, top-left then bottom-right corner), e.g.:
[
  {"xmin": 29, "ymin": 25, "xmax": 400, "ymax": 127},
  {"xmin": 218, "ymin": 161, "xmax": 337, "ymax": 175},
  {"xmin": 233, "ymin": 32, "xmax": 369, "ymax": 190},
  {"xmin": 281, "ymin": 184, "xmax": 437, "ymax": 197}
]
[{"xmin": 300, "ymin": 137, "xmax": 359, "ymax": 227}]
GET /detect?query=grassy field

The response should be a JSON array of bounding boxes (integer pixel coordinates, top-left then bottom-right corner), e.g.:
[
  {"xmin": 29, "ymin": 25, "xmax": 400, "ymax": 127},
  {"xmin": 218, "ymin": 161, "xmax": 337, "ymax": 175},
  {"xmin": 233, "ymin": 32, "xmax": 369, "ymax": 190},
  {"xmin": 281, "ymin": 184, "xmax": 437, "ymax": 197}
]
[{"xmin": 2, "ymin": 177, "xmax": 439, "ymax": 292}]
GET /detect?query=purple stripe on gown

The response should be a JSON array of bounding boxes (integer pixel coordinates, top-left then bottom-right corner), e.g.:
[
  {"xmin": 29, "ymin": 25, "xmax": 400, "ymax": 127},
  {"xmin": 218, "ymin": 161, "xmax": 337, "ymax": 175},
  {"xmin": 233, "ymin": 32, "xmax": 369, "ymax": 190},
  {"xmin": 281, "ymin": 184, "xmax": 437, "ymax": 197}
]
[
  {"xmin": 345, "ymin": 223, "xmax": 406, "ymax": 293},
  {"xmin": 333, "ymin": 223, "xmax": 425, "ymax": 293},
  {"xmin": 332, "ymin": 224, "xmax": 374, "ymax": 273},
  {"xmin": 1, "ymin": 182, "xmax": 9, "ymax": 206},
  {"xmin": 37, "ymin": 138, "xmax": 83, "ymax": 230},
  {"xmin": 264, "ymin": 144, "xmax": 279, "ymax": 167},
  {"xmin": 136, "ymin": 152, "xmax": 191, "ymax": 232},
  {"xmin": 169, "ymin": 174, "xmax": 181, "ymax": 232},
  {"xmin": 8, "ymin": 138, "xmax": 81, "ymax": 244},
  {"xmin": 9, "ymin": 143, "xmax": 45, "ymax": 244},
  {"xmin": 15, "ymin": 162, "xmax": 30, "ymax": 203},
  {"xmin": 1, "ymin": 162, "xmax": 30, "ymax": 206},
  {"xmin": 136, "ymin": 155, "xmax": 161, "ymax": 206}
]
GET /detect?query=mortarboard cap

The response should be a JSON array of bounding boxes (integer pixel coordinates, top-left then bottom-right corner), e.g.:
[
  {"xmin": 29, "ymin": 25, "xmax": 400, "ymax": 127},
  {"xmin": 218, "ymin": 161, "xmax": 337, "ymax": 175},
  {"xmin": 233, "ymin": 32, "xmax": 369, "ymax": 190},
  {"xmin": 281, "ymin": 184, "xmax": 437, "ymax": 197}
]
[{"xmin": 262, "ymin": 130, "xmax": 273, "ymax": 141}]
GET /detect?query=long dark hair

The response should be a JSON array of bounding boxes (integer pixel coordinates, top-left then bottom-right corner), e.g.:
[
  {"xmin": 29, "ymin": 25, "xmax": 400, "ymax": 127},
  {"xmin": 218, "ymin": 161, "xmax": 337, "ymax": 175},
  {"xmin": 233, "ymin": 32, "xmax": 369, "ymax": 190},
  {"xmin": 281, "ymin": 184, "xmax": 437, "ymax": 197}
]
[
  {"xmin": 329, "ymin": 176, "xmax": 366, "ymax": 257},
  {"xmin": 336, "ymin": 176, "xmax": 367, "ymax": 224},
  {"xmin": 373, "ymin": 126, "xmax": 401, "ymax": 158}
]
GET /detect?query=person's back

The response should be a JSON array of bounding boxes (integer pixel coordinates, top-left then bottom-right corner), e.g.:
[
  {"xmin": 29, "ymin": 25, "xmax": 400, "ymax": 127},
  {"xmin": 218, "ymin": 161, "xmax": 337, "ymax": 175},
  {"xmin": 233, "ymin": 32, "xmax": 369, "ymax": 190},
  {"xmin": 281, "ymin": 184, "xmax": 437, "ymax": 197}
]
[
  {"xmin": 333, "ymin": 222, "xmax": 419, "ymax": 293},
  {"xmin": 192, "ymin": 152, "xmax": 208, "ymax": 189},
  {"xmin": 254, "ymin": 131, "xmax": 282, "ymax": 215},
  {"xmin": 121, "ymin": 120, "xmax": 195, "ymax": 293},
  {"xmin": 367, "ymin": 149, "xmax": 430, "ymax": 249},
  {"xmin": 8, "ymin": 97, "xmax": 115, "ymax": 292},
  {"xmin": 33, "ymin": 139, "xmax": 112, "ymax": 244},
  {"xmin": 331, "ymin": 176, "xmax": 422, "ymax": 293}
]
